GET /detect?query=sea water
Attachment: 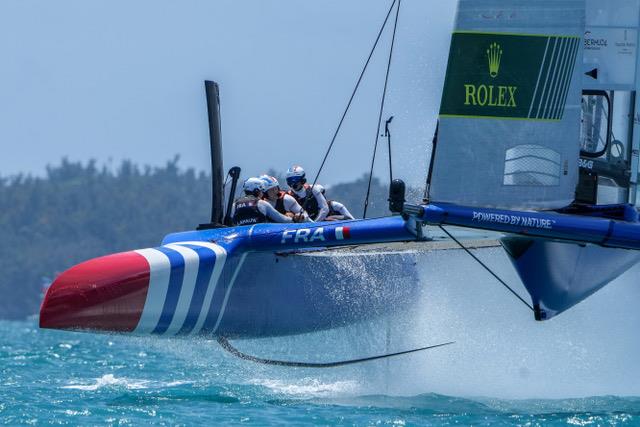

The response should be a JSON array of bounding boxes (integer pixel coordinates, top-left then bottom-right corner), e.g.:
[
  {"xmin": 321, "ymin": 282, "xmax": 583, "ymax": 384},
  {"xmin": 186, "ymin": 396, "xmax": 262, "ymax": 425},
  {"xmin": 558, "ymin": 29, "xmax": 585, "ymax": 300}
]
[
  {"xmin": 2, "ymin": 248, "xmax": 640, "ymax": 425},
  {"xmin": 2, "ymin": 319, "xmax": 639, "ymax": 426}
]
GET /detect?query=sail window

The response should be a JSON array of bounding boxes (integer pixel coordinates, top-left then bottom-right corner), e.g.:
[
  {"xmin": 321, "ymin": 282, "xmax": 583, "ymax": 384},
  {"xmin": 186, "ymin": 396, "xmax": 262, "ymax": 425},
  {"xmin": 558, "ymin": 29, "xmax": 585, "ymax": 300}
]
[
  {"xmin": 503, "ymin": 145, "xmax": 562, "ymax": 186},
  {"xmin": 581, "ymin": 91, "xmax": 611, "ymax": 157}
]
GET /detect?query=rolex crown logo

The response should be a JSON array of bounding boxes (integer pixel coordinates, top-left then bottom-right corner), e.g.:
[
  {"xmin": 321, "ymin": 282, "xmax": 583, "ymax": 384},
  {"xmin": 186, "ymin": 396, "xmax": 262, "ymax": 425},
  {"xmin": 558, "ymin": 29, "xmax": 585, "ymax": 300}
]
[{"xmin": 487, "ymin": 42, "xmax": 503, "ymax": 78}]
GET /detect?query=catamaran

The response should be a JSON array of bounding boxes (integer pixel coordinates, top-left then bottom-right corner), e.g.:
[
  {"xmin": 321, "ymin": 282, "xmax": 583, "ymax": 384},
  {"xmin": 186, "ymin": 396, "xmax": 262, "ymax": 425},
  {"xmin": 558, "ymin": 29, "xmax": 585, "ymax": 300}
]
[{"xmin": 40, "ymin": 0, "xmax": 640, "ymax": 365}]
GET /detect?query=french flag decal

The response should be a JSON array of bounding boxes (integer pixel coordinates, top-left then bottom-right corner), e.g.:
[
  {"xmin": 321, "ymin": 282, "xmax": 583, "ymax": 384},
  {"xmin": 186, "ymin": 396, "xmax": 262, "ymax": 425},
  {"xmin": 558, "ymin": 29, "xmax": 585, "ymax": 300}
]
[{"xmin": 335, "ymin": 226, "xmax": 351, "ymax": 240}]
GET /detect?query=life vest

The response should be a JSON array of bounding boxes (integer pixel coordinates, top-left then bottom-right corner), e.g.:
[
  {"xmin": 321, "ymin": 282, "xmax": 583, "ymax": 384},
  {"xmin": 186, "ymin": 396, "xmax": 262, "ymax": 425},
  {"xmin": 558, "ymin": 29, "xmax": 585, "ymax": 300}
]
[
  {"xmin": 232, "ymin": 196, "xmax": 267, "ymax": 226},
  {"xmin": 275, "ymin": 191, "xmax": 286, "ymax": 215},
  {"xmin": 262, "ymin": 191, "xmax": 287, "ymax": 214},
  {"xmin": 288, "ymin": 184, "xmax": 319, "ymax": 218}
]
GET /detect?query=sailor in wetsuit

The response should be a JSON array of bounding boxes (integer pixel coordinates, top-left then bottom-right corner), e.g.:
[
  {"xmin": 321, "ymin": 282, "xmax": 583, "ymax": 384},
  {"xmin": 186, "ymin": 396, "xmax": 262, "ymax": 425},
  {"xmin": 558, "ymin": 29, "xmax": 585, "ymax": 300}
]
[
  {"xmin": 285, "ymin": 166, "xmax": 330, "ymax": 221},
  {"xmin": 259, "ymin": 175, "xmax": 311, "ymax": 222},
  {"xmin": 314, "ymin": 185, "xmax": 355, "ymax": 220},
  {"xmin": 232, "ymin": 177, "xmax": 295, "ymax": 226}
]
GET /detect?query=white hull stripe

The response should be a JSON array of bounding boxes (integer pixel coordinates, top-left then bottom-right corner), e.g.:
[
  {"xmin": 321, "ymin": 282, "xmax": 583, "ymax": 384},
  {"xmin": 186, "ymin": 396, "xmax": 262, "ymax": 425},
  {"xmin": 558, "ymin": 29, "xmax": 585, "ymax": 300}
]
[
  {"xmin": 133, "ymin": 241, "xmax": 229, "ymax": 336},
  {"xmin": 133, "ymin": 248, "xmax": 171, "ymax": 334},
  {"xmin": 163, "ymin": 244, "xmax": 201, "ymax": 336}
]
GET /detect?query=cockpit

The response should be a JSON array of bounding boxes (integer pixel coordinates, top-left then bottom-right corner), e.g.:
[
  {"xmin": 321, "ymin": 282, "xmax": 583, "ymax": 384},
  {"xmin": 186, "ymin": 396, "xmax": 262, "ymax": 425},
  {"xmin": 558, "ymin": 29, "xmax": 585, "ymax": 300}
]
[
  {"xmin": 576, "ymin": 2, "xmax": 640, "ymax": 207},
  {"xmin": 578, "ymin": 89, "xmax": 637, "ymax": 205}
]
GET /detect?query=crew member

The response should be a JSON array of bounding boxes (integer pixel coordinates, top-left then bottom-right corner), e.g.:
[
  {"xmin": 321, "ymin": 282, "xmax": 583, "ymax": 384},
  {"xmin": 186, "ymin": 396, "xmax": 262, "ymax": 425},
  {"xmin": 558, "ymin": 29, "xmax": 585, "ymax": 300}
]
[
  {"xmin": 285, "ymin": 166, "xmax": 329, "ymax": 221},
  {"xmin": 315, "ymin": 185, "xmax": 355, "ymax": 221},
  {"xmin": 232, "ymin": 177, "xmax": 296, "ymax": 226},
  {"xmin": 259, "ymin": 175, "xmax": 311, "ymax": 222}
]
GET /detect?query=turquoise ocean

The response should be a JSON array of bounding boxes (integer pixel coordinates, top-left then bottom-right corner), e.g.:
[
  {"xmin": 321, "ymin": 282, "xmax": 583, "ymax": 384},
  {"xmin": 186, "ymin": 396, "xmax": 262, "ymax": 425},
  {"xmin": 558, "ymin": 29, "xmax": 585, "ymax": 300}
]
[{"xmin": 2, "ymin": 316, "xmax": 640, "ymax": 426}]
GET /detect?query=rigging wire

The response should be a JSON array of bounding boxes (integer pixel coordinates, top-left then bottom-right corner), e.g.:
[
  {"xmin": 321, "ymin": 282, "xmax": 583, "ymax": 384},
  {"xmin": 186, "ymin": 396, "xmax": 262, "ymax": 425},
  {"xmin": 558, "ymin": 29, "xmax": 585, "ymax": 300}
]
[
  {"xmin": 385, "ymin": 116, "xmax": 394, "ymax": 183},
  {"xmin": 438, "ymin": 225, "xmax": 535, "ymax": 312},
  {"xmin": 222, "ymin": 173, "xmax": 231, "ymax": 193},
  {"xmin": 217, "ymin": 336, "xmax": 454, "ymax": 368},
  {"xmin": 308, "ymin": 0, "xmax": 398, "ymax": 193},
  {"xmin": 423, "ymin": 121, "xmax": 439, "ymax": 202},
  {"xmin": 363, "ymin": 0, "xmax": 401, "ymax": 218}
]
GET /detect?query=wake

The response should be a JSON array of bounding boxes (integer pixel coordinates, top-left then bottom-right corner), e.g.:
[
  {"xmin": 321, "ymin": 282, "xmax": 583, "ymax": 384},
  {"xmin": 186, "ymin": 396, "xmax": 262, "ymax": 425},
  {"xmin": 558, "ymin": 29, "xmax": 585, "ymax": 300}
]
[{"xmin": 225, "ymin": 246, "xmax": 640, "ymax": 399}]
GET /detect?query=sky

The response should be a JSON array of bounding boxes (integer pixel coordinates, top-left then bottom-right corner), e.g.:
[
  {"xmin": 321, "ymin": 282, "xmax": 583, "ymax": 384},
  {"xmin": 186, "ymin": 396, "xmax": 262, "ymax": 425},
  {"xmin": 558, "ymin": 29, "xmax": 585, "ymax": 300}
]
[{"xmin": 0, "ymin": 0, "xmax": 456, "ymax": 189}]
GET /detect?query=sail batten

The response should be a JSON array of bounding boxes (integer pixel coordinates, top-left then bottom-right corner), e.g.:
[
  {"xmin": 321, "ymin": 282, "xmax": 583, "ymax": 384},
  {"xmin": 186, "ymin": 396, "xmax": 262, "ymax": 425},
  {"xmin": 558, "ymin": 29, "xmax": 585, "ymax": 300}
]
[{"xmin": 429, "ymin": 0, "xmax": 584, "ymax": 210}]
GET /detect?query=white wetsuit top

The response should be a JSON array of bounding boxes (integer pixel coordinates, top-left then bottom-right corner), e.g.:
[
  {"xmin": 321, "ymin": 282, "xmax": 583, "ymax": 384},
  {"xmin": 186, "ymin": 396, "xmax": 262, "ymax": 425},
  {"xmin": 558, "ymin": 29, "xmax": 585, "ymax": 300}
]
[
  {"xmin": 314, "ymin": 185, "xmax": 354, "ymax": 220},
  {"xmin": 328, "ymin": 201, "xmax": 354, "ymax": 220},
  {"xmin": 290, "ymin": 185, "xmax": 329, "ymax": 221},
  {"xmin": 257, "ymin": 199, "xmax": 293, "ymax": 223}
]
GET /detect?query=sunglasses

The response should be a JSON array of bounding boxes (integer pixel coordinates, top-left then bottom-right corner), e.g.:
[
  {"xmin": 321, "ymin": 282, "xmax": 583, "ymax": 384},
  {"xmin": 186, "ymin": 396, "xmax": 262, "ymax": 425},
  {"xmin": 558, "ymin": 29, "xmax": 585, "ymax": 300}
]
[{"xmin": 286, "ymin": 177, "xmax": 304, "ymax": 186}]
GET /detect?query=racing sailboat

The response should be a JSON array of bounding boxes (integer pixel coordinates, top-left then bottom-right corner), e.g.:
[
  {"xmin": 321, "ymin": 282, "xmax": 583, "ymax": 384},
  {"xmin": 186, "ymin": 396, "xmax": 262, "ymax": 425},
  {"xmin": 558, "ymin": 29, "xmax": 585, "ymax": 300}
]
[{"xmin": 40, "ymin": 0, "xmax": 640, "ymax": 351}]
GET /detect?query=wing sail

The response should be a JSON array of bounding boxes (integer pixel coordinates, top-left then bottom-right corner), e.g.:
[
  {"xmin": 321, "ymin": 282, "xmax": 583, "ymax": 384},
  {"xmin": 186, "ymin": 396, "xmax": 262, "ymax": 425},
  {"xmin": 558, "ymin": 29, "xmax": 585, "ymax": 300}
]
[{"xmin": 429, "ymin": 0, "xmax": 584, "ymax": 209}]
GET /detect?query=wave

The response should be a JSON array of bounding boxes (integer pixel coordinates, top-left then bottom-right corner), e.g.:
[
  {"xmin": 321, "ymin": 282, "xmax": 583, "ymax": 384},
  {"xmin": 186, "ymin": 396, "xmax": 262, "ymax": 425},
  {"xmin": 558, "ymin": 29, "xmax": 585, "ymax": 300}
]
[{"xmin": 62, "ymin": 374, "xmax": 189, "ymax": 391}]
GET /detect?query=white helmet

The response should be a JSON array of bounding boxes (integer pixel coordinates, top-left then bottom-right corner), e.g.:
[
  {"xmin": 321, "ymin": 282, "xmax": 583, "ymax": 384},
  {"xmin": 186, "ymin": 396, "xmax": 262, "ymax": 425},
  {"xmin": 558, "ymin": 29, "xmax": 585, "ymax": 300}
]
[
  {"xmin": 243, "ymin": 177, "xmax": 266, "ymax": 194},
  {"xmin": 286, "ymin": 165, "xmax": 306, "ymax": 179},
  {"xmin": 286, "ymin": 165, "xmax": 306, "ymax": 187},
  {"xmin": 259, "ymin": 174, "xmax": 279, "ymax": 191}
]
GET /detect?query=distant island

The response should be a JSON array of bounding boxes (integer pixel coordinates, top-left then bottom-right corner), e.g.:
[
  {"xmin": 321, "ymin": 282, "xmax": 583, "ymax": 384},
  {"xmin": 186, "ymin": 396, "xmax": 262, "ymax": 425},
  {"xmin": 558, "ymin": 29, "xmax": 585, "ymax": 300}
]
[{"xmin": 0, "ymin": 157, "xmax": 398, "ymax": 319}]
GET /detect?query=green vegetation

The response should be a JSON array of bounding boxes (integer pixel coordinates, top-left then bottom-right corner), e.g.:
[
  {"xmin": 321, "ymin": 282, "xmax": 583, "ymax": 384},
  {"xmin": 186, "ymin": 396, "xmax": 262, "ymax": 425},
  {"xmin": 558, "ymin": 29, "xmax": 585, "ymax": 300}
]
[{"xmin": 0, "ymin": 159, "xmax": 394, "ymax": 319}]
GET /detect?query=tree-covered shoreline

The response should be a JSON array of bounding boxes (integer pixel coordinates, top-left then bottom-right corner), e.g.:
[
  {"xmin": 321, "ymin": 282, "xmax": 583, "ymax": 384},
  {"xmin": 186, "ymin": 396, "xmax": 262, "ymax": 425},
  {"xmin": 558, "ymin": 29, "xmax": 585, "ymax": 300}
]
[{"xmin": 0, "ymin": 158, "xmax": 393, "ymax": 319}]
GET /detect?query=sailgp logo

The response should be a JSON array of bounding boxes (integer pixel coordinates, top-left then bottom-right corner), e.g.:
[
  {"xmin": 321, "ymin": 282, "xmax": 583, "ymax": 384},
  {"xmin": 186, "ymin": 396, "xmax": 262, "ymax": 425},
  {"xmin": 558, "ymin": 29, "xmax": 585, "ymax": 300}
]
[{"xmin": 487, "ymin": 42, "xmax": 502, "ymax": 77}]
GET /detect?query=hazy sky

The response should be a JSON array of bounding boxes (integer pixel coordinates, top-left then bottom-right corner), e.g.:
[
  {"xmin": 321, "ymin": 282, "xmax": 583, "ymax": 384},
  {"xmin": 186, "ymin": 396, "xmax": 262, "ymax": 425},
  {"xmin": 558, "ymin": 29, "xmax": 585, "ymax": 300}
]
[{"xmin": 1, "ymin": 1, "xmax": 456, "ymax": 188}]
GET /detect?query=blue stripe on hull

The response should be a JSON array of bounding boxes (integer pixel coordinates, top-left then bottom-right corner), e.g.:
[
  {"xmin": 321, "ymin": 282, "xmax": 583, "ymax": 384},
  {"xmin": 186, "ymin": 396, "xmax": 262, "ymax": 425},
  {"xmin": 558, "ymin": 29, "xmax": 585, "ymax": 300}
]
[
  {"xmin": 152, "ymin": 247, "xmax": 185, "ymax": 334},
  {"xmin": 200, "ymin": 254, "xmax": 242, "ymax": 334},
  {"xmin": 176, "ymin": 245, "xmax": 217, "ymax": 335}
]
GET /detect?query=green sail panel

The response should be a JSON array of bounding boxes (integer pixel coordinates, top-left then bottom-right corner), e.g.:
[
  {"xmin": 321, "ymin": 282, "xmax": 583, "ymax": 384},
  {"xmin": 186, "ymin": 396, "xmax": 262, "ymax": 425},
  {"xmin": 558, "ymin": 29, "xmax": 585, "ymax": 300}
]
[
  {"xmin": 440, "ymin": 33, "xmax": 580, "ymax": 121},
  {"xmin": 428, "ymin": 0, "xmax": 584, "ymax": 210}
]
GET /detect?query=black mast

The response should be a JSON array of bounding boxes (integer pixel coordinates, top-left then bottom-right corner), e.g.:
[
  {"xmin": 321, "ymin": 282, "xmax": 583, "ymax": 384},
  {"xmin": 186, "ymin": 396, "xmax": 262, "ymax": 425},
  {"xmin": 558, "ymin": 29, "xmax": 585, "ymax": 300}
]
[{"xmin": 204, "ymin": 80, "xmax": 225, "ymax": 225}]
